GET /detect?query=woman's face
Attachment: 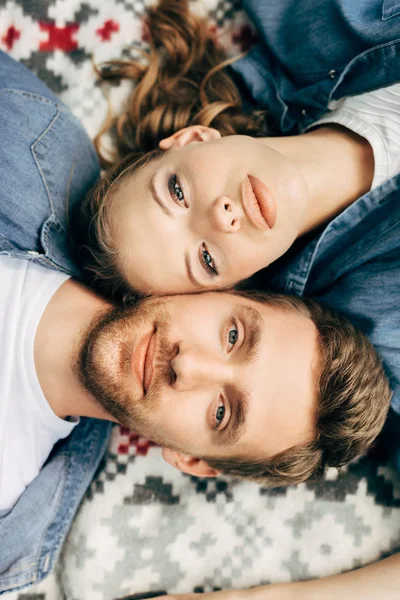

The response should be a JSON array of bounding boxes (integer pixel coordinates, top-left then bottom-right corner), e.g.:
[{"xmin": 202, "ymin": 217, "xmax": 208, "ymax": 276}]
[{"xmin": 110, "ymin": 129, "xmax": 309, "ymax": 294}]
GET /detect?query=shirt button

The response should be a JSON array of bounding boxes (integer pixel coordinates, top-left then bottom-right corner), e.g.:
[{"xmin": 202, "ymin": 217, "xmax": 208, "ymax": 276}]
[
  {"xmin": 301, "ymin": 108, "xmax": 307, "ymax": 116},
  {"xmin": 27, "ymin": 250, "xmax": 40, "ymax": 256},
  {"xmin": 328, "ymin": 69, "xmax": 337, "ymax": 79}
]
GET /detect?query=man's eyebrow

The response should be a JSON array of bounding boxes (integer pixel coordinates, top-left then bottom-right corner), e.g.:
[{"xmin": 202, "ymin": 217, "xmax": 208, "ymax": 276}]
[
  {"xmin": 241, "ymin": 305, "xmax": 263, "ymax": 363},
  {"xmin": 218, "ymin": 390, "xmax": 249, "ymax": 446},
  {"xmin": 151, "ymin": 176, "xmax": 172, "ymax": 217}
]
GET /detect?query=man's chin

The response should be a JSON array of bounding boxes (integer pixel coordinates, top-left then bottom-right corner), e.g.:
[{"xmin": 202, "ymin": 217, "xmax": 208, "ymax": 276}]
[
  {"xmin": 75, "ymin": 298, "xmax": 171, "ymax": 433},
  {"xmin": 78, "ymin": 345, "xmax": 160, "ymax": 431}
]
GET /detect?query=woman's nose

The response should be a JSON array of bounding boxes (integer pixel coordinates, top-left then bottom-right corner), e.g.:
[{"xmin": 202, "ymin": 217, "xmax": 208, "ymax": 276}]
[
  {"xmin": 170, "ymin": 341, "xmax": 229, "ymax": 392},
  {"xmin": 210, "ymin": 196, "xmax": 241, "ymax": 233}
]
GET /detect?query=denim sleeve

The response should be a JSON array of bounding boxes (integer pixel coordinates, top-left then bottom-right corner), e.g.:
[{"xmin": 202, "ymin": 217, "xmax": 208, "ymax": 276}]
[
  {"xmin": 0, "ymin": 419, "xmax": 111, "ymax": 594},
  {"xmin": 0, "ymin": 52, "xmax": 100, "ymax": 274},
  {"xmin": 0, "ymin": 50, "xmax": 59, "ymax": 103}
]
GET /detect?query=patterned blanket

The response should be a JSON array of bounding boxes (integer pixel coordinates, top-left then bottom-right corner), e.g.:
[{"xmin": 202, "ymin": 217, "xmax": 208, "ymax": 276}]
[{"xmin": 1, "ymin": 1, "xmax": 400, "ymax": 598}]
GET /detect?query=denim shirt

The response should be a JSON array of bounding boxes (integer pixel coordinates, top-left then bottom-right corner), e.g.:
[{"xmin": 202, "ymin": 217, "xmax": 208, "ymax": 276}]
[
  {"xmin": 231, "ymin": 0, "xmax": 400, "ymax": 133},
  {"xmin": 0, "ymin": 52, "xmax": 112, "ymax": 595}
]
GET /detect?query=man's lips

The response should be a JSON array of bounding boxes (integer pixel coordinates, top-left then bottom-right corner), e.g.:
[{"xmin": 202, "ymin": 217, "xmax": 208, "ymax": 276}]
[
  {"xmin": 242, "ymin": 175, "xmax": 277, "ymax": 230},
  {"xmin": 144, "ymin": 329, "xmax": 157, "ymax": 393},
  {"xmin": 132, "ymin": 329, "xmax": 156, "ymax": 394}
]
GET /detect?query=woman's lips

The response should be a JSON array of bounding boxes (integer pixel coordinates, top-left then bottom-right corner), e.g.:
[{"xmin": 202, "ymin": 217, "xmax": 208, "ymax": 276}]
[
  {"xmin": 132, "ymin": 329, "xmax": 155, "ymax": 394},
  {"xmin": 242, "ymin": 175, "xmax": 277, "ymax": 230}
]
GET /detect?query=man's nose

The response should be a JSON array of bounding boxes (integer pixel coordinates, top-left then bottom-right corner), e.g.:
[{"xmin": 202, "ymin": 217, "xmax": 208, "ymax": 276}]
[
  {"xmin": 170, "ymin": 341, "xmax": 231, "ymax": 391},
  {"xmin": 210, "ymin": 196, "xmax": 241, "ymax": 233}
]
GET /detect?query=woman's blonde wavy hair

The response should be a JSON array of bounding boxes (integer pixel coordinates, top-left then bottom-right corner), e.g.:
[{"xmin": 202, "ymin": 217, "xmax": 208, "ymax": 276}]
[
  {"xmin": 74, "ymin": 0, "xmax": 267, "ymax": 301},
  {"xmin": 94, "ymin": 0, "xmax": 266, "ymax": 166}
]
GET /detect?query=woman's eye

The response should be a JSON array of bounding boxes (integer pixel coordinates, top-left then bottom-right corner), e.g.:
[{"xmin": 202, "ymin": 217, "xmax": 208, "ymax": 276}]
[
  {"xmin": 227, "ymin": 322, "xmax": 239, "ymax": 352},
  {"xmin": 199, "ymin": 243, "xmax": 218, "ymax": 277},
  {"xmin": 168, "ymin": 174, "xmax": 186, "ymax": 206},
  {"xmin": 214, "ymin": 397, "xmax": 226, "ymax": 430}
]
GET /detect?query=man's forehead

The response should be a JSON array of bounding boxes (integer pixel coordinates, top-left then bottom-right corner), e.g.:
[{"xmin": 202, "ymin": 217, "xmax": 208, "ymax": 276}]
[
  {"xmin": 141, "ymin": 291, "xmax": 306, "ymax": 329},
  {"xmin": 160, "ymin": 290, "xmax": 240, "ymax": 306},
  {"xmin": 199, "ymin": 290, "xmax": 258, "ymax": 305},
  {"xmin": 162, "ymin": 291, "xmax": 270, "ymax": 319}
]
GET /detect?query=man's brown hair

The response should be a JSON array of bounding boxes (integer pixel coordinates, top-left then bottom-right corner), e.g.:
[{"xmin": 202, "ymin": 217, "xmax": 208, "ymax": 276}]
[{"xmin": 202, "ymin": 292, "xmax": 392, "ymax": 486}]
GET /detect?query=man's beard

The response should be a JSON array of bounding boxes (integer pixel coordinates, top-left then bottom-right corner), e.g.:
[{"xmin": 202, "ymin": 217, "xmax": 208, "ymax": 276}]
[{"xmin": 76, "ymin": 297, "xmax": 173, "ymax": 440}]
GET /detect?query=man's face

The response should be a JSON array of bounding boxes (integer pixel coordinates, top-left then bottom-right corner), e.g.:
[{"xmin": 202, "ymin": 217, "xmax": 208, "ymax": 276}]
[{"xmin": 79, "ymin": 292, "xmax": 319, "ymax": 464}]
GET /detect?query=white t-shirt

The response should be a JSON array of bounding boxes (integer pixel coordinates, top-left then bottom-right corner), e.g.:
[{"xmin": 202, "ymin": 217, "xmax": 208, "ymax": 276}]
[
  {"xmin": 305, "ymin": 83, "xmax": 400, "ymax": 188},
  {"xmin": 0, "ymin": 256, "xmax": 76, "ymax": 510}
]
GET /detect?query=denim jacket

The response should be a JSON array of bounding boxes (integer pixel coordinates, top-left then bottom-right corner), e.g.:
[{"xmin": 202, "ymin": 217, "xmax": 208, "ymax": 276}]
[
  {"xmin": 0, "ymin": 50, "xmax": 99, "ymax": 276},
  {"xmin": 0, "ymin": 51, "xmax": 112, "ymax": 595},
  {"xmin": 231, "ymin": 0, "xmax": 400, "ymax": 133}
]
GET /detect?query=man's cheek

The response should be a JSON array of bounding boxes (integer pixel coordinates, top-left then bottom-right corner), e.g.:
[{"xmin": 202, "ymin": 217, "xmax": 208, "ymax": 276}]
[{"xmin": 162, "ymin": 416, "xmax": 192, "ymax": 449}]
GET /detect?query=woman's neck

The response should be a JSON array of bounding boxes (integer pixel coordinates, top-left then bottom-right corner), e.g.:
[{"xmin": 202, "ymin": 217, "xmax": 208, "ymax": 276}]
[{"xmin": 262, "ymin": 125, "xmax": 374, "ymax": 234}]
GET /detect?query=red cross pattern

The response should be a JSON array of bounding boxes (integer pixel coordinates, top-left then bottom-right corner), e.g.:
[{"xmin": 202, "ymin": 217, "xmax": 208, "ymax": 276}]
[
  {"xmin": 118, "ymin": 427, "xmax": 158, "ymax": 457},
  {"xmin": 96, "ymin": 19, "xmax": 120, "ymax": 42},
  {"xmin": 2, "ymin": 25, "xmax": 21, "ymax": 50},
  {"xmin": 39, "ymin": 22, "xmax": 79, "ymax": 52}
]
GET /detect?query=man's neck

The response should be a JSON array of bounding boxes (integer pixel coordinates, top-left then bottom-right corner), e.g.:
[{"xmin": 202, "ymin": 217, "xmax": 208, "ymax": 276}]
[
  {"xmin": 262, "ymin": 125, "xmax": 374, "ymax": 234},
  {"xmin": 34, "ymin": 278, "xmax": 116, "ymax": 422}
]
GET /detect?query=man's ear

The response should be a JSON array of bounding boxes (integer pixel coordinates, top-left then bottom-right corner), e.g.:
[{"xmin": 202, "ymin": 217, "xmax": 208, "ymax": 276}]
[
  {"xmin": 159, "ymin": 125, "xmax": 221, "ymax": 150},
  {"xmin": 162, "ymin": 447, "xmax": 221, "ymax": 478}
]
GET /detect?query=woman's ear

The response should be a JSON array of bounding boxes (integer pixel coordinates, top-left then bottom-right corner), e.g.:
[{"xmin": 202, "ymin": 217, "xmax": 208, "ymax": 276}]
[
  {"xmin": 162, "ymin": 447, "xmax": 221, "ymax": 478},
  {"xmin": 159, "ymin": 125, "xmax": 221, "ymax": 150}
]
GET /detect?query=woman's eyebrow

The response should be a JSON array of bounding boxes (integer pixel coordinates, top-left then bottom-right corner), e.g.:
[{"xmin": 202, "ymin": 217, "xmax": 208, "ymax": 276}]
[
  {"xmin": 151, "ymin": 176, "xmax": 172, "ymax": 216},
  {"xmin": 185, "ymin": 253, "xmax": 201, "ymax": 287}
]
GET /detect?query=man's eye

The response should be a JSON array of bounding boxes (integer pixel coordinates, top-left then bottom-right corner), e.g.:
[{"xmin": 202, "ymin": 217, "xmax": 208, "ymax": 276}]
[
  {"xmin": 199, "ymin": 243, "xmax": 218, "ymax": 277},
  {"xmin": 227, "ymin": 322, "xmax": 239, "ymax": 352},
  {"xmin": 214, "ymin": 397, "xmax": 226, "ymax": 430},
  {"xmin": 168, "ymin": 174, "xmax": 186, "ymax": 206}
]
